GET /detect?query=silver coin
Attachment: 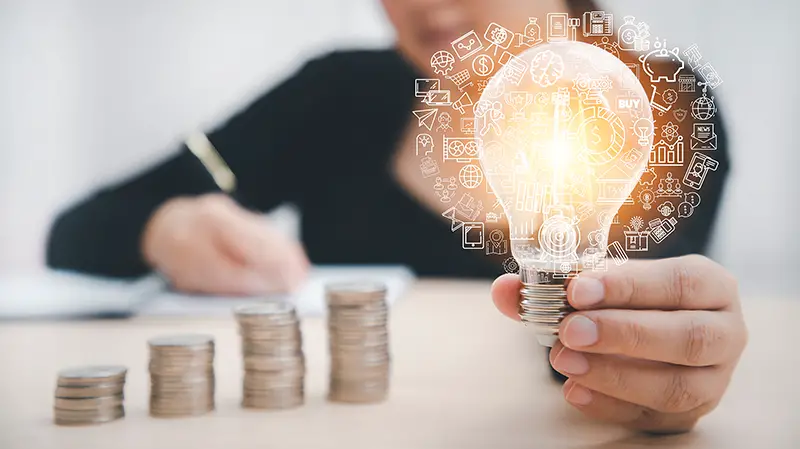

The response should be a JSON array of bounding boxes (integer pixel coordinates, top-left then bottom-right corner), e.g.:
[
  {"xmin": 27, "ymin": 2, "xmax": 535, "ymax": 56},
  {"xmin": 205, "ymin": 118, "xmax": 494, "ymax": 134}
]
[
  {"xmin": 57, "ymin": 365, "xmax": 127, "ymax": 384},
  {"xmin": 235, "ymin": 301, "xmax": 295, "ymax": 316},
  {"xmin": 55, "ymin": 383, "xmax": 125, "ymax": 399},
  {"xmin": 148, "ymin": 334, "xmax": 214, "ymax": 348},
  {"xmin": 54, "ymin": 406, "xmax": 125, "ymax": 426},
  {"xmin": 54, "ymin": 394, "xmax": 124, "ymax": 411}
]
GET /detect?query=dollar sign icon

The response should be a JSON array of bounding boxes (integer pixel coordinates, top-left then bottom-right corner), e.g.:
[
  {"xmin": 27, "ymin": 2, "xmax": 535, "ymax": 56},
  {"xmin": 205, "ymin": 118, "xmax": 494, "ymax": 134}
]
[
  {"xmin": 472, "ymin": 55, "xmax": 495, "ymax": 77},
  {"xmin": 591, "ymin": 125, "xmax": 603, "ymax": 146}
]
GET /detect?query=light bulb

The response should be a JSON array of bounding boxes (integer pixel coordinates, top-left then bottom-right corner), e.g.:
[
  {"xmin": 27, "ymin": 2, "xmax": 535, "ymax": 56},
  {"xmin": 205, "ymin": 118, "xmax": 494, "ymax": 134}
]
[{"xmin": 475, "ymin": 41, "xmax": 653, "ymax": 347}]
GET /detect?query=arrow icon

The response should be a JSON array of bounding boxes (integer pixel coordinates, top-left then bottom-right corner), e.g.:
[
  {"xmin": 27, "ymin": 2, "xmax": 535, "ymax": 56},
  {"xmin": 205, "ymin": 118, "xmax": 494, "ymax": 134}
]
[{"xmin": 413, "ymin": 108, "xmax": 438, "ymax": 131}]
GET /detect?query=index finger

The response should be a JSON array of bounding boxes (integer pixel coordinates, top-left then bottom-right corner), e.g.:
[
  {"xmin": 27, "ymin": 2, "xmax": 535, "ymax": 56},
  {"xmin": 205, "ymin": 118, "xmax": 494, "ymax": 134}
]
[{"xmin": 567, "ymin": 255, "xmax": 738, "ymax": 311}]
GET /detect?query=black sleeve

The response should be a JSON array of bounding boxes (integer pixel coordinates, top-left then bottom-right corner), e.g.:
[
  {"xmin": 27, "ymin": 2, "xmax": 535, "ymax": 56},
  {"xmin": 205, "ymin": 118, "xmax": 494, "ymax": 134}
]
[{"xmin": 45, "ymin": 54, "xmax": 334, "ymax": 278}]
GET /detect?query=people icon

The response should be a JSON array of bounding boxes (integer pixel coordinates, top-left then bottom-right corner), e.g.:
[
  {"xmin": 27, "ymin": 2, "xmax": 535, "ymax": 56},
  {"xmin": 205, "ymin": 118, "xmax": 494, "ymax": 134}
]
[
  {"xmin": 656, "ymin": 172, "xmax": 682, "ymax": 197},
  {"xmin": 486, "ymin": 229, "xmax": 508, "ymax": 255},
  {"xmin": 437, "ymin": 112, "xmax": 453, "ymax": 132},
  {"xmin": 434, "ymin": 176, "xmax": 458, "ymax": 203}
]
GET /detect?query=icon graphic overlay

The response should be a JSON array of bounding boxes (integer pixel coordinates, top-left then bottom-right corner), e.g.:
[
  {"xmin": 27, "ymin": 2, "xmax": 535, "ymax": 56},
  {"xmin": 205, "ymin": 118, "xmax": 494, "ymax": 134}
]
[
  {"xmin": 472, "ymin": 54, "xmax": 495, "ymax": 77},
  {"xmin": 451, "ymin": 30, "xmax": 484, "ymax": 61}
]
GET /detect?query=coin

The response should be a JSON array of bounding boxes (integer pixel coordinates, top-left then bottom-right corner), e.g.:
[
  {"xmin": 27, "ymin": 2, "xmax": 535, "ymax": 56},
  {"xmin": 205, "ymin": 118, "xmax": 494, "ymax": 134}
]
[
  {"xmin": 57, "ymin": 365, "xmax": 127, "ymax": 386},
  {"xmin": 54, "ymin": 405, "xmax": 125, "ymax": 426},
  {"xmin": 326, "ymin": 281, "xmax": 391, "ymax": 404},
  {"xmin": 53, "ymin": 365, "xmax": 128, "ymax": 426},
  {"xmin": 55, "ymin": 382, "xmax": 125, "ymax": 399},
  {"xmin": 235, "ymin": 301, "xmax": 305, "ymax": 410},
  {"xmin": 54, "ymin": 395, "xmax": 124, "ymax": 411},
  {"xmin": 148, "ymin": 334, "xmax": 215, "ymax": 348},
  {"xmin": 148, "ymin": 334, "xmax": 215, "ymax": 418}
]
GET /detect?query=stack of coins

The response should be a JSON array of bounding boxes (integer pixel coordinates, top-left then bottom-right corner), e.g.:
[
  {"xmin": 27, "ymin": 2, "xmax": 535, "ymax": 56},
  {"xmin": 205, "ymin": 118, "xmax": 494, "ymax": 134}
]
[
  {"xmin": 53, "ymin": 365, "xmax": 127, "ymax": 426},
  {"xmin": 148, "ymin": 334, "xmax": 215, "ymax": 417},
  {"xmin": 326, "ymin": 282, "xmax": 391, "ymax": 404},
  {"xmin": 235, "ymin": 302, "xmax": 305, "ymax": 409}
]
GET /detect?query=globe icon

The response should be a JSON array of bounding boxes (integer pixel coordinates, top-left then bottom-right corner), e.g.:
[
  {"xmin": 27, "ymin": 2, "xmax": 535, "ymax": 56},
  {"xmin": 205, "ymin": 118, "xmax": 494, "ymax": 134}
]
[
  {"xmin": 430, "ymin": 50, "xmax": 455, "ymax": 75},
  {"xmin": 691, "ymin": 96, "xmax": 716, "ymax": 121},
  {"xmin": 459, "ymin": 164, "xmax": 484, "ymax": 189}
]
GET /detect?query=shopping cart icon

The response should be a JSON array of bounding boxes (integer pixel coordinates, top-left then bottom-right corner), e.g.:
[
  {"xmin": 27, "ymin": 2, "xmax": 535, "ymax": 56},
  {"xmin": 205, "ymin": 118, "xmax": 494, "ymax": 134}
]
[{"xmin": 447, "ymin": 69, "xmax": 473, "ymax": 92}]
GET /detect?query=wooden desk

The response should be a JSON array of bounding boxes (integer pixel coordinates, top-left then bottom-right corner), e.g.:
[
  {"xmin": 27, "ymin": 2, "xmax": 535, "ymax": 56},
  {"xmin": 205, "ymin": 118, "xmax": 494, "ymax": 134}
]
[{"xmin": 0, "ymin": 280, "xmax": 797, "ymax": 448}]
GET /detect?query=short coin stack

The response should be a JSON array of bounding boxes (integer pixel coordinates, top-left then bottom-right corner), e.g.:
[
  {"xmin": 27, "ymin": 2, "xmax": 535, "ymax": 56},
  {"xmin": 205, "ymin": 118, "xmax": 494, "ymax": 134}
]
[
  {"xmin": 235, "ymin": 302, "xmax": 305, "ymax": 409},
  {"xmin": 53, "ymin": 365, "xmax": 127, "ymax": 426},
  {"xmin": 148, "ymin": 334, "xmax": 215, "ymax": 417},
  {"xmin": 326, "ymin": 282, "xmax": 391, "ymax": 403}
]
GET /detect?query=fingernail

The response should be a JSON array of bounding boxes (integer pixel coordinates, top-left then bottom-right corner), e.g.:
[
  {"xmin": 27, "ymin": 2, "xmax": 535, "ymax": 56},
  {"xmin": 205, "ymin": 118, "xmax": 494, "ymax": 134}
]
[
  {"xmin": 566, "ymin": 384, "xmax": 593, "ymax": 406},
  {"xmin": 571, "ymin": 277, "xmax": 604, "ymax": 307},
  {"xmin": 562, "ymin": 315, "xmax": 599, "ymax": 347},
  {"xmin": 552, "ymin": 349, "xmax": 589, "ymax": 375}
]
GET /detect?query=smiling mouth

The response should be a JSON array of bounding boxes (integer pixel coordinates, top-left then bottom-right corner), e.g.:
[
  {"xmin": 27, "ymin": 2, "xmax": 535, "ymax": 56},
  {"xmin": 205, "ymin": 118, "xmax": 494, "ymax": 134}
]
[{"xmin": 419, "ymin": 25, "xmax": 472, "ymax": 52}]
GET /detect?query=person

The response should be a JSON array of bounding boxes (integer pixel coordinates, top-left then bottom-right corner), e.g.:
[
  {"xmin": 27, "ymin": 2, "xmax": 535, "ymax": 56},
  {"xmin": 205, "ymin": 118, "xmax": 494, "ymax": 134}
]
[{"xmin": 45, "ymin": 0, "xmax": 747, "ymax": 434}]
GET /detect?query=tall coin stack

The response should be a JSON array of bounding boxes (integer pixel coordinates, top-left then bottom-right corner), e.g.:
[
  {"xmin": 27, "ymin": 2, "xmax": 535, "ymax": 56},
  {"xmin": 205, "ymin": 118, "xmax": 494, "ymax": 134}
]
[
  {"xmin": 53, "ymin": 365, "xmax": 127, "ymax": 426},
  {"xmin": 235, "ymin": 302, "xmax": 305, "ymax": 409},
  {"xmin": 326, "ymin": 282, "xmax": 391, "ymax": 404},
  {"xmin": 148, "ymin": 334, "xmax": 215, "ymax": 417}
]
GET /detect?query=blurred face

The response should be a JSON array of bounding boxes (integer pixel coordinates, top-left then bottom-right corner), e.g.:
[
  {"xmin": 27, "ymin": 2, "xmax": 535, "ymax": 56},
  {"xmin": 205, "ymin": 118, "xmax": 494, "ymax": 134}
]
[{"xmin": 380, "ymin": 0, "xmax": 569, "ymax": 77}]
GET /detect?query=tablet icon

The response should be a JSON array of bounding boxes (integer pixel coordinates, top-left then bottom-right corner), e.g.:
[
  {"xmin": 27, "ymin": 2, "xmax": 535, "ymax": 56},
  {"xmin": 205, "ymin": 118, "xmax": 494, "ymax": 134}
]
[{"xmin": 462, "ymin": 222, "xmax": 485, "ymax": 250}]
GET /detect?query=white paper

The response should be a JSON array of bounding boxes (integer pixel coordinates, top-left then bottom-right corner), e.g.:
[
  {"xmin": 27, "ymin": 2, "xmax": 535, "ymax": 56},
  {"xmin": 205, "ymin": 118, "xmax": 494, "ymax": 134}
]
[
  {"xmin": 0, "ymin": 265, "xmax": 415, "ymax": 319},
  {"xmin": 135, "ymin": 265, "xmax": 416, "ymax": 317}
]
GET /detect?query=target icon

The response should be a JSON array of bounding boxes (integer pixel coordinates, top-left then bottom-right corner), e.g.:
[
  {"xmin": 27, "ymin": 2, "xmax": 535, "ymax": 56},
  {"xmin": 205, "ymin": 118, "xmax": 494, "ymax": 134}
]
[
  {"xmin": 503, "ymin": 257, "xmax": 519, "ymax": 274},
  {"xmin": 538, "ymin": 215, "xmax": 580, "ymax": 258}
]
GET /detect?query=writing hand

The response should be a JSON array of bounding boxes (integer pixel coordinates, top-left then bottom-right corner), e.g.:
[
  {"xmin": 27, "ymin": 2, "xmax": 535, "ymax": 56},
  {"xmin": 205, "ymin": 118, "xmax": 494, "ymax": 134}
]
[{"xmin": 142, "ymin": 194, "xmax": 309, "ymax": 295}]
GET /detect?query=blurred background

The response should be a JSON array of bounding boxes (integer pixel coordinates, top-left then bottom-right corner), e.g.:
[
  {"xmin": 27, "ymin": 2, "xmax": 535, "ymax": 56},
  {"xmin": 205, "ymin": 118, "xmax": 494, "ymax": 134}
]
[{"xmin": 1, "ymin": 0, "xmax": 797, "ymax": 296}]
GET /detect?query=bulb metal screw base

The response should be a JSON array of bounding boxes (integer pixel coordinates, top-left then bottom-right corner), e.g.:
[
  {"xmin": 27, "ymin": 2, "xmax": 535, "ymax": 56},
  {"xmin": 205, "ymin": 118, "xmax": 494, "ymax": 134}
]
[{"xmin": 518, "ymin": 267, "xmax": 578, "ymax": 347}]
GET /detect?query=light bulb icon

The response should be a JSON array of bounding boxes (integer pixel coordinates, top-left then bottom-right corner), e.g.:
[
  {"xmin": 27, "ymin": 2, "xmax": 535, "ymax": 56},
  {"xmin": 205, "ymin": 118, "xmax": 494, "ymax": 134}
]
[{"xmin": 476, "ymin": 41, "xmax": 653, "ymax": 347}]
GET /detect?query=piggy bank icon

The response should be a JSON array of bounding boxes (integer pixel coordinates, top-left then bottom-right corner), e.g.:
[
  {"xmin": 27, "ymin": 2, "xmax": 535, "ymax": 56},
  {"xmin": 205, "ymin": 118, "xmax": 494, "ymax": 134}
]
[{"xmin": 639, "ymin": 44, "xmax": 685, "ymax": 83}]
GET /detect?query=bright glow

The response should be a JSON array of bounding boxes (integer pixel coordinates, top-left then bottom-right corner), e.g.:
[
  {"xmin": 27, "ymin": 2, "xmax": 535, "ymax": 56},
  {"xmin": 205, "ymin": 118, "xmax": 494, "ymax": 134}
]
[{"xmin": 476, "ymin": 41, "xmax": 653, "ymax": 276}]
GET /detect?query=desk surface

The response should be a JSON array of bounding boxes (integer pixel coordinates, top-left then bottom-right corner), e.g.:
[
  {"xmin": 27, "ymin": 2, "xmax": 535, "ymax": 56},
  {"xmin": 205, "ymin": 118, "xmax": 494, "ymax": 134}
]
[{"xmin": 0, "ymin": 279, "xmax": 797, "ymax": 449}]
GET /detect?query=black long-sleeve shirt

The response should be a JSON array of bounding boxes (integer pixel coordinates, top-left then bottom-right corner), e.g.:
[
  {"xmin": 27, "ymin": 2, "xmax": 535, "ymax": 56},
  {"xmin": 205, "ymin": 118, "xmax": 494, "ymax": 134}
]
[{"xmin": 45, "ymin": 48, "xmax": 730, "ymax": 280}]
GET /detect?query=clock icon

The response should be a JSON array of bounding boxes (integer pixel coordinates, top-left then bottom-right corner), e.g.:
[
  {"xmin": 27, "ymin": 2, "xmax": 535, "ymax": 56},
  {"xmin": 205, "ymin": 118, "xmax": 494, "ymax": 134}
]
[{"xmin": 529, "ymin": 50, "xmax": 565, "ymax": 87}]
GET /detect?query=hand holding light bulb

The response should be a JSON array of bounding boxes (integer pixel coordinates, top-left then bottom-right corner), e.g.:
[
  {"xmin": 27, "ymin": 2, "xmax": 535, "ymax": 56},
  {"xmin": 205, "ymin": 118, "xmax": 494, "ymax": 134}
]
[
  {"xmin": 491, "ymin": 256, "xmax": 747, "ymax": 434},
  {"xmin": 476, "ymin": 41, "xmax": 653, "ymax": 346},
  {"xmin": 480, "ymin": 41, "xmax": 746, "ymax": 434}
]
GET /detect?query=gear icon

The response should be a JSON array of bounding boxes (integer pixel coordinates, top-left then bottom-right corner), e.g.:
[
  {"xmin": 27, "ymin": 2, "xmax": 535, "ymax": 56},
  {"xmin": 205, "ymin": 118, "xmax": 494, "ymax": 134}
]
[
  {"xmin": 430, "ymin": 50, "xmax": 455, "ymax": 76},
  {"xmin": 502, "ymin": 257, "xmax": 519, "ymax": 274}
]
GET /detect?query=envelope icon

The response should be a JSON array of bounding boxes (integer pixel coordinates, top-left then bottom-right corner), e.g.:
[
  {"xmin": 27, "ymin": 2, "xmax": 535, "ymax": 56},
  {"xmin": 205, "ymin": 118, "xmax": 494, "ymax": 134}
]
[{"xmin": 690, "ymin": 123, "xmax": 717, "ymax": 151}]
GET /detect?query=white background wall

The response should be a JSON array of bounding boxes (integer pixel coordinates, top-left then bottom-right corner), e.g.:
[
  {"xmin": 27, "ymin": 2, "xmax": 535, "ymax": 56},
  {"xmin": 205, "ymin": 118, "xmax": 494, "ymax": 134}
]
[{"xmin": 1, "ymin": 0, "xmax": 797, "ymax": 296}]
